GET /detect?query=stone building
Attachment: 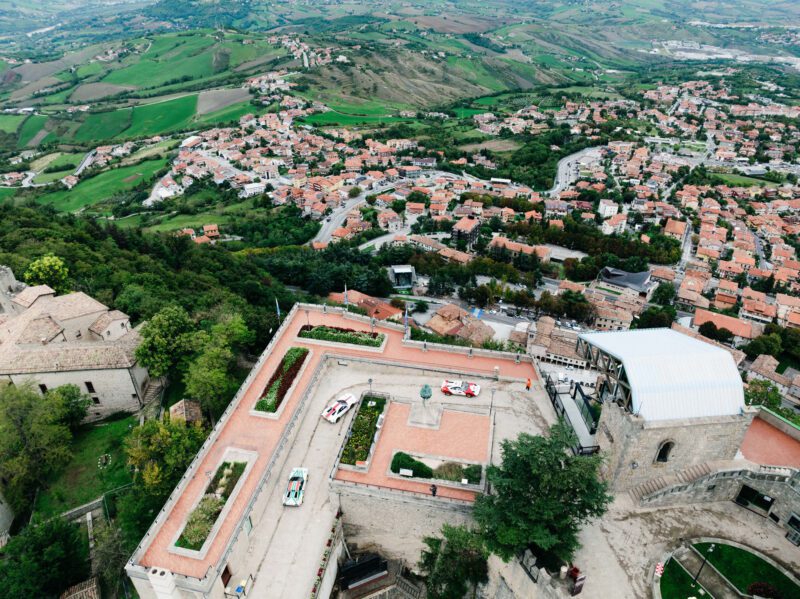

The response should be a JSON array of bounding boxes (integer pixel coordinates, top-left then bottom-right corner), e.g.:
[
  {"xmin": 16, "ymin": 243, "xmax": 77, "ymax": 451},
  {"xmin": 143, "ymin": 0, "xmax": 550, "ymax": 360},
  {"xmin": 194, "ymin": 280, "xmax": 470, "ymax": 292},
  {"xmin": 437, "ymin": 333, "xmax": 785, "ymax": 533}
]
[
  {"xmin": 576, "ymin": 328, "xmax": 755, "ymax": 491},
  {"xmin": 0, "ymin": 271, "xmax": 151, "ymax": 421}
]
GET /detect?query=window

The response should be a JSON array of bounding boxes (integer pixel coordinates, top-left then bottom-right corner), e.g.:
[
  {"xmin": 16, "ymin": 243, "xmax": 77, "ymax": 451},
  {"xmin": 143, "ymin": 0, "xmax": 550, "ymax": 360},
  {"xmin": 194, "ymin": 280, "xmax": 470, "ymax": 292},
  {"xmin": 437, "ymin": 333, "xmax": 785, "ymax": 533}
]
[
  {"xmin": 221, "ymin": 565, "xmax": 233, "ymax": 587},
  {"xmin": 85, "ymin": 381, "xmax": 95, "ymax": 393},
  {"xmin": 38, "ymin": 384, "xmax": 47, "ymax": 394},
  {"xmin": 655, "ymin": 440, "xmax": 675, "ymax": 463},
  {"xmin": 92, "ymin": 397, "xmax": 100, "ymax": 405}
]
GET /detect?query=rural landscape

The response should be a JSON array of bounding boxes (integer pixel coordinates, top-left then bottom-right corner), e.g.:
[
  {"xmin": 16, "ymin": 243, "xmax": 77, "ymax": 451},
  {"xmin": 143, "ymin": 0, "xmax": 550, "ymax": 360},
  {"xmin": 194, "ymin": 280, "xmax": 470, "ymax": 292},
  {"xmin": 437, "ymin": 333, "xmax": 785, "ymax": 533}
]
[{"xmin": 0, "ymin": 1, "xmax": 800, "ymax": 599}]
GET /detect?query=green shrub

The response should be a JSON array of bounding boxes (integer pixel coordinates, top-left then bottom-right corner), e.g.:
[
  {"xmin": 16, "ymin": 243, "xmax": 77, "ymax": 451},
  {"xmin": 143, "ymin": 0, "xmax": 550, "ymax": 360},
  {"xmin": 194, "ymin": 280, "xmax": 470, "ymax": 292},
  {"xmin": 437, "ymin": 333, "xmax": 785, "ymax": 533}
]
[
  {"xmin": 463, "ymin": 464, "xmax": 482, "ymax": 484},
  {"xmin": 391, "ymin": 452, "xmax": 433, "ymax": 478},
  {"xmin": 298, "ymin": 325, "xmax": 384, "ymax": 347},
  {"xmin": 254, "ymin": 347, "xmax": 308, "ymax": 413},
  {"xmin": 340, "ymin": 396, "xmax": 386, "ymax": 465},
  {"xmin": 178, "ymin": 495, "xmax": 224, "ymax": 550}
]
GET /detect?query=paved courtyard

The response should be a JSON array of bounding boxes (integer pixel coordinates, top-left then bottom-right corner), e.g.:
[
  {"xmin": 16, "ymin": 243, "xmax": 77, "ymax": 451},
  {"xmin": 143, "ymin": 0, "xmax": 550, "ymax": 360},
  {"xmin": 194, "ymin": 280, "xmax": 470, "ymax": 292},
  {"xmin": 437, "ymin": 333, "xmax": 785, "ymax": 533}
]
[{"xmin": 573, "ymin": 495, "xmax": 800, "ymax": 598}]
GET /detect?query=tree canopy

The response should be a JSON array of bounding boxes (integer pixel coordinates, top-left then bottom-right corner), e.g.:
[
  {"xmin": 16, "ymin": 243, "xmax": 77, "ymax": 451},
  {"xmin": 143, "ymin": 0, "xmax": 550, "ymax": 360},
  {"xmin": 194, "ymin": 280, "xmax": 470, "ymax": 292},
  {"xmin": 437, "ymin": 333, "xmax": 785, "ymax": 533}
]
[
  {"xmin": 0, "ymin": 383, "xmax": 73, "ymax": 511},
  {"xmin": 0, "ymin": 517, "xmax": 89, "ymax": 597},
  {"xmin": 474, "ymin": 423, "xmax": 611, "ymax": 563},
  {"xmin": 419, "ymin": 524, "xmax": 489, "ymax": 599}
]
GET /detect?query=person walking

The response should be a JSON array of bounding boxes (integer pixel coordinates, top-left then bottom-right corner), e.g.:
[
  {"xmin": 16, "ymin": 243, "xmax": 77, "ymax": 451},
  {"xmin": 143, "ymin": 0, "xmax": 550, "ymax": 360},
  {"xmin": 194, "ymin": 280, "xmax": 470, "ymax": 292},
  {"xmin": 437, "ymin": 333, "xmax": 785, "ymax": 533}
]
[
  {"xmin": 430, "ymin": 484, "xmax": 437, "ymax": 497},
  {"xmin": 526, "ymin": 378, "xmax": 532, "ymax": 391}
]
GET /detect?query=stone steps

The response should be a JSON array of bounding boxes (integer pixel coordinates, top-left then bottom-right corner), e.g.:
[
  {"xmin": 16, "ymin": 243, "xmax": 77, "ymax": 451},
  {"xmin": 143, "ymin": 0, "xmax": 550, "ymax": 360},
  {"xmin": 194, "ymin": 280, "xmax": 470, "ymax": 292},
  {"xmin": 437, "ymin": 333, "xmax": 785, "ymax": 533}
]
[{"xmin": 629, "ymin": 462, "xmax": 714, "ymax": 502}]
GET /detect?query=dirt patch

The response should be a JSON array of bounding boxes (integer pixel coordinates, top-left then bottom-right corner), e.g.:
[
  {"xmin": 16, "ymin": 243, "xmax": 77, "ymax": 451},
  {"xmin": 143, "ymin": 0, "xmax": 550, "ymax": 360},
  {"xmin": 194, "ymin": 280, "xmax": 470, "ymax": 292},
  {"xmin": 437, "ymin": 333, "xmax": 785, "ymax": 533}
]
[
  {"xmin": 122, "ymin": 174, "xmax": 142, "ymax": 183},
  {"xmin": 26, "ymin": 128, "xmax": 50, "ymax": 148},
  {"xmin": 70, "ymin": 82, "xmax": 134, "ymax": 102},
  {"xmin": 10, "ymin": 76, "xmax": 61, "ymax": 101},
  {"xmin": 196, "ymin": 88, "xmax": 251, "ymax": 115},
  {"xmin": 459, "ymin": 139, "xmax": 522, "ymax": 153}
]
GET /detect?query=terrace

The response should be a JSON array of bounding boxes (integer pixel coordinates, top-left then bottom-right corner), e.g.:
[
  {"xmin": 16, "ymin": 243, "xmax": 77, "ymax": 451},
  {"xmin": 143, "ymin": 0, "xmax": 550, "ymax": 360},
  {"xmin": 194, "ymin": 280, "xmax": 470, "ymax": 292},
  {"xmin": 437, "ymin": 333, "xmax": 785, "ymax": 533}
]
[{"xmin": 127, "ymin": 303, "xmax": 538, "ymax": 598}]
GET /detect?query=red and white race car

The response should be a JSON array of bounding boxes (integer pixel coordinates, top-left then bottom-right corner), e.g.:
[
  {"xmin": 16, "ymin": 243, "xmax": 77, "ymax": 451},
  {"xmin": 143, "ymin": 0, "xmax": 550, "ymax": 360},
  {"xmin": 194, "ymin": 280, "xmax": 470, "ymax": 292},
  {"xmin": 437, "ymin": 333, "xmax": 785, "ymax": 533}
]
[
  {"xmin": 320, "ymin": 393, "xmax": 358, "ymax": 423},
  {"xmin": 441, "ymin": 379, "xmax": 481, "ymax": 397}
]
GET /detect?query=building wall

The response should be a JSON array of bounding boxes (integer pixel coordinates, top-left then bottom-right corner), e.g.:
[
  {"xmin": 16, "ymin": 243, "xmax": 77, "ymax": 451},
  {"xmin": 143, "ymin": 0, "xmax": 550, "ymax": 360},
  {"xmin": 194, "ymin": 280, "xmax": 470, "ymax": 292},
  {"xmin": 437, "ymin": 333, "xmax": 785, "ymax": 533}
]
[
  {"xmin": 597, "ymin": 402, "xmax": 754, "ymax": 491},
  {"xmin": 638, "ymin": 468, "xmax": 800, "ymax": 541},
  {"xmin": 6, "ymin": 367, "xmax": 142, "ymax": 421},
  {"xmin": 334, "ymin": 482, "xmax": 472, "ymax": 567}
]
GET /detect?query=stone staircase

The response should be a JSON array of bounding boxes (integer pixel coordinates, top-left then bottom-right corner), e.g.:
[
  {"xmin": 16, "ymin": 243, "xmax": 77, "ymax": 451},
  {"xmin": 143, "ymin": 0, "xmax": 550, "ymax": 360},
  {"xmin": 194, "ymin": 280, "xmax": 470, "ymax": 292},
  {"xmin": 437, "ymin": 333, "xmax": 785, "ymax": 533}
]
[
  {"xmin": 138, "ymin": 379, "xmax": 165, "ymax": 422},
  {"xmin": 629, "ymin": 462, "xmax": 713, "ymax": 502}
]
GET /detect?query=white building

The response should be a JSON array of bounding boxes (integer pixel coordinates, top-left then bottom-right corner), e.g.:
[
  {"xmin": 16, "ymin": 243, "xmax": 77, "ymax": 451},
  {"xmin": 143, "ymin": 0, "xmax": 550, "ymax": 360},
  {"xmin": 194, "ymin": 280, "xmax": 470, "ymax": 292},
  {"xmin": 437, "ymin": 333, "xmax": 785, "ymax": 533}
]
[
  {"xmin": 0, "ymin": 277, "xmax": 151, "ymax": 421},
  {"xmin": 598, "ymin": 199, "xmax": 619, "ymax": 219}
]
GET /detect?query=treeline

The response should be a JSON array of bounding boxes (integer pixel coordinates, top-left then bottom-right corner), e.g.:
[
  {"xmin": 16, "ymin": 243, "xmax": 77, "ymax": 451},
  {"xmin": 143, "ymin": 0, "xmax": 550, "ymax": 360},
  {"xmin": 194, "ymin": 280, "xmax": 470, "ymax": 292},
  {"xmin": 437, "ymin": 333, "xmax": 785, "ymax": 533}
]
[{"xmin": 0, "ymin": 205, "xmax": 299, "ymax": 350}]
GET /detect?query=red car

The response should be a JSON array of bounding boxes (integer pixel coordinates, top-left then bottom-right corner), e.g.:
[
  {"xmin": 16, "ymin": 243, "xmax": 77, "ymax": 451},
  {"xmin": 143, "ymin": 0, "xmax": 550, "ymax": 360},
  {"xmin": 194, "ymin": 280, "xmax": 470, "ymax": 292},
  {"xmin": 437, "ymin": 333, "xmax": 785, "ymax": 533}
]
[{"xmin": 441, "ymin": 379, "xmax": 481, "ymax": 397}]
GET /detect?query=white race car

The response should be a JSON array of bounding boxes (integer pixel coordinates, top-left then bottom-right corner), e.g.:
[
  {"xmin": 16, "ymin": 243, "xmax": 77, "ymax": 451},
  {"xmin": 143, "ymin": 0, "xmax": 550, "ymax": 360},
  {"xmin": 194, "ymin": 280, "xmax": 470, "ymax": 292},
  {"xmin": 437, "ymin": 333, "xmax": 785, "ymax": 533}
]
[
  {"xmin": 282, "ymin": 467, "xmax": 308, "ymax": 507},
  {"xmin": 441, "ymin": 379, "xmax": 481, "ymax": 397},
  {"xmin": 321, "ymin": 393, "xmax": 358, "ymax": 423}
]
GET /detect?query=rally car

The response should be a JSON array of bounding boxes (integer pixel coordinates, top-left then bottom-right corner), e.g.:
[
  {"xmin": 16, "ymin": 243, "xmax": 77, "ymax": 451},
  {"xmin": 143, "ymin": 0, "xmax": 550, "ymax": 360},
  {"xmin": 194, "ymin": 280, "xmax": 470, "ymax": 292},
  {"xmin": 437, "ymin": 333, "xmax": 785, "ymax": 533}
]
[
  {"xmin": 321, "ymin": 393, "xmax": 358, "ymax": 423},
  {"xmin": 441, "ymin": 379, "xmax": 481, "ymax": 397},
  {"xmin": 282, "ymin": 467, "xmax": 309, "ymax": 507}
]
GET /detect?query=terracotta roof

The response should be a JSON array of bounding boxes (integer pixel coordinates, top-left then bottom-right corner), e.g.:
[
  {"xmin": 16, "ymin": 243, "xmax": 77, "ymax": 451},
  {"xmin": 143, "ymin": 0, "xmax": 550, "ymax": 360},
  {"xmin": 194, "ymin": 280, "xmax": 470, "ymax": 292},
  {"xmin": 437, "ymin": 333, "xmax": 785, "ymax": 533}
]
[{"xmin": 694, "ymin": 308, "xmax": 758, "ymax": 339}]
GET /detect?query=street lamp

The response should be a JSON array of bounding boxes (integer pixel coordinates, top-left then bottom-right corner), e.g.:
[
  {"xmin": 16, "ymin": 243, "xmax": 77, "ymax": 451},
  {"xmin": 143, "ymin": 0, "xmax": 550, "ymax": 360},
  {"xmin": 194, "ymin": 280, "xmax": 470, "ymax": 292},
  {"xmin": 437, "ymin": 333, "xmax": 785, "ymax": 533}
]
[
  {"xmin": 693, "ymin": 543, "xmax": 714, "ymax": 584},
  {"xmin": 368, "ymin": 378, "xmax": 373, "ymax": 395}
]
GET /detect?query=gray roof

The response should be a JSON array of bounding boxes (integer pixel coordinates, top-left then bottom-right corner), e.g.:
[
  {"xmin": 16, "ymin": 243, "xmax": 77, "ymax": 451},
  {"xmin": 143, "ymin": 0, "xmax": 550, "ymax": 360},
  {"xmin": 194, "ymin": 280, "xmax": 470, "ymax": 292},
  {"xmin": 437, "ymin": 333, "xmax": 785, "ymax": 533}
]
[
  {"xmin": 579, "ymin": 328, "xmax": 745, "ymax": 421},
  {"xmin": 0, "ymin": 292, "xmax": 139, "ymax": 375},
  {"xmin": 598, "ymin": 267, "xmax": 652, "ymax": 293}
]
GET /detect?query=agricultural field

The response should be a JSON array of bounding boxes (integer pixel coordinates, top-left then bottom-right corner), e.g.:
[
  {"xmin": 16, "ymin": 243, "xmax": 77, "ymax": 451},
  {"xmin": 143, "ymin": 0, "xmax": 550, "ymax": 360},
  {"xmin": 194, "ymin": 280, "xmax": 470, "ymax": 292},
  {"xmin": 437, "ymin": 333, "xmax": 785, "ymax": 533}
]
[
  {"xmin": 31, "ymin": 152, "xmax": 85, "ymax": 184},
  {"xmin": 36, "ymin": 158, "xmax": 167, "ymax": 212},
  {"xmin": 0, "ymin": 113, "xmax": 25, "ymax": 133}
]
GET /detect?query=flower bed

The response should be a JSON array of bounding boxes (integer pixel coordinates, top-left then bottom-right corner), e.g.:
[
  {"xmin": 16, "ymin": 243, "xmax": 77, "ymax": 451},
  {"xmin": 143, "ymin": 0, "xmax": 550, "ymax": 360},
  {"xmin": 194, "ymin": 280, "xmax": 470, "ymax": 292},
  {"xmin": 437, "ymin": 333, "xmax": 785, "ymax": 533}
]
[
  {"xmin": 298, "ymin": 324, "xmax": 384, "ymax": 348},
  {"xmin": 176, "ymin": 461, "xmax": 246, "ymax": 550},
  {"xmin": 391, "ymin": 452, "xmax": 482, "ymax": 484},
  {"xmin": 340, "ymin": 396, "xmax": 386, "ymax": 465},
  {"xmin": 254, "ymin": 347, "xmax": 309, "ymax": 412}
]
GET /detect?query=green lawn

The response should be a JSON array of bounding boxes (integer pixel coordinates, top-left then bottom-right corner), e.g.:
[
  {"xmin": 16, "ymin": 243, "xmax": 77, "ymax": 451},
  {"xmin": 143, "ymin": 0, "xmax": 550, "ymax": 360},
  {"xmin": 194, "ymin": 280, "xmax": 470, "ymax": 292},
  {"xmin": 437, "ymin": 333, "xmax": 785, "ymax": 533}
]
[
  {"xmin": 695, "ymin": 542, "xmax": 800, "ymax": 598},
  {"xmin": 713, "ymin": 173, "xmax": 772, "ymax": 187},
  {"xmin": 102, "ymin": 36, "xmax": 215, "ymax": 89},
  {"xmin": 74, "ymin": 108, "xmax": 133, "ymax": 143},
  {"xmin": 33, "ymin": 416, "xmax": 136, "ymax": 519},
  {"xmin": 32, "ymin": 152, "xmax": 85, "ymax": 184},
  {"xmin": 301, "ymin": 111, "xmax": 411, "ymax": 126},
  {"xmin": 195, "ymin": 99, "xmax": 257, "ymax": 126},
  {"xmin": 0, "ymin": 113, "xmax": 25, "ymax": 133},
  {"xmin": 36, "ymin": 158, "xmax": 167, "ymax": 212},
  {"xmin": 124, "ymin": 94, "xmax": 198, "ymax": 138},
  {"xmin": 16, "ymin": 114, "xmax": 48, "ymax": 148},
  {"xmin": 660, "ymin": 559, "xmax": 706, "ymax": 599}
]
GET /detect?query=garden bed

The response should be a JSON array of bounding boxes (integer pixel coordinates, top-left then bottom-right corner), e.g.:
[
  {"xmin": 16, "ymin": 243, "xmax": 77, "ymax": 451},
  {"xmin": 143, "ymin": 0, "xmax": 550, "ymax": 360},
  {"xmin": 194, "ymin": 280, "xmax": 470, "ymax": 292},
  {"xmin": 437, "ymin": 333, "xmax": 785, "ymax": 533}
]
[
  {"xmin": 390, "ymin": 452, "xmax": 482, "ymax": 484},
  {"xmin": 299, "ymin": 324, "xmax": 384, "ymax": 348},
  {"xmin": 254, "ymin": 347, "xmax": 309, "ymax": 412},
  {"xmin": 660, "ymin": 558, "xmax": 703, "ymax": 599},
  {"xmin": 340, "ymin": 396, "xmax": 386, "ymax": 465},
  {"xmin": 694, "ymin": 542, "xmax": 800, "ymax": 598},
  {"xmin": 176, "ymin": 461, "xmax": 246, "ymax": 551}
]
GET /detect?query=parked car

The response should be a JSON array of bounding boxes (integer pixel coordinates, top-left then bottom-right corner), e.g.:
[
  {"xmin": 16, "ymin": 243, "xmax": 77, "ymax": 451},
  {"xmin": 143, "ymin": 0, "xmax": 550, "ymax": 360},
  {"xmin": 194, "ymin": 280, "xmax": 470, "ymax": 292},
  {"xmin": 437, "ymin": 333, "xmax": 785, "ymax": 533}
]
[
  {"xmin": 282, "ymin": 467, "xmax": 309, "ymax": 507},
  {"xmin": 441, "ymin": 379, "xmax": 481, "ymax": 397},
  {"xmin": 321, "ymin": 393, "xmax": 358, "ymax": 423}
]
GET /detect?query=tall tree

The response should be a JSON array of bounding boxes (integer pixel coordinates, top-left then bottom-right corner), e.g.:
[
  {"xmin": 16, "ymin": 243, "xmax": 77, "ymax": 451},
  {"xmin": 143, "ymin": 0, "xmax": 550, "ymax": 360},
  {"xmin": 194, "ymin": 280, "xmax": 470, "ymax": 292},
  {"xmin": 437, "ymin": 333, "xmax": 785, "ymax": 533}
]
[
  {"xmin": 651, "ymin": 282, "xmax": 676, "ymax": 306},
  {"xmin": 0, "ymin": 384, "xmax": 72, "ymax": 511},
  {"xmin": 124, "ymin": 417, "xmax": 207, "ymax": 499},
  {"xmin": 184, "ymin": 313, "xmax": 253, "ymax": 418},
  {"xmin": 474, "ymin": 423, "xmax": 611, "ymax": 563},
  {"xmin": 134, "ymin": 305, "xmax": 196, "ymax": 378},
  {"xmin": 48, "ymin": 384, "xmax": 91, "ymax": 431},
  {"xmin": 419, "ymin": 524, "xmax": 489, "ymax": 599},
  {"xmin": 0, "ymin": 517, "xmax": 89, "ymax": 597},
  {"xmin": 23, "ymin": 254, "xmax": 70, "ymax": 294}
]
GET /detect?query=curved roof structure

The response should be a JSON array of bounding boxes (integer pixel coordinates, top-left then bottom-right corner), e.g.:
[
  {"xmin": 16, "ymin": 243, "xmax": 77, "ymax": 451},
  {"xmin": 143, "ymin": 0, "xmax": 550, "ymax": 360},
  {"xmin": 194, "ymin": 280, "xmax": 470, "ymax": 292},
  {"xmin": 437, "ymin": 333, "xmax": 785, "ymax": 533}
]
[{"xmin": 579, "ymin": 328, "xmax": 745, "ymax": 421}]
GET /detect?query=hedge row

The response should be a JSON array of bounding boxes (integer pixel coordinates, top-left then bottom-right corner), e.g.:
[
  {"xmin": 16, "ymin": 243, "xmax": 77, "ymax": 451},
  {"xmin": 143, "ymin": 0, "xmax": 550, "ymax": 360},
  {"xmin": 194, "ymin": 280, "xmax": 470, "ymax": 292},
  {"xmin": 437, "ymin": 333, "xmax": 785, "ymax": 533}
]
[{"xmin": 298, "ymin": 324, "xmax": 384, "ymax": 348}]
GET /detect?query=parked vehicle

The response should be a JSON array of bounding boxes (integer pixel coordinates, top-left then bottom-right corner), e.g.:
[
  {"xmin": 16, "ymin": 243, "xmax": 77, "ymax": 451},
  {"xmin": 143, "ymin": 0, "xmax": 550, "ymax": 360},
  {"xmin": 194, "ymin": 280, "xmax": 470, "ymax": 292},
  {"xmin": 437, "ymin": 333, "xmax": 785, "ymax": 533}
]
[
  {"xmin": 441, "ymin": 379, "xmax": 481, "ymax": 397},
  {"xmin": 321, "ymin": 393, "xmax": 358, "ymax": 423},
  {"xmin": 282, "ymin": 467, "xmax": 309, "ymax": 507}
]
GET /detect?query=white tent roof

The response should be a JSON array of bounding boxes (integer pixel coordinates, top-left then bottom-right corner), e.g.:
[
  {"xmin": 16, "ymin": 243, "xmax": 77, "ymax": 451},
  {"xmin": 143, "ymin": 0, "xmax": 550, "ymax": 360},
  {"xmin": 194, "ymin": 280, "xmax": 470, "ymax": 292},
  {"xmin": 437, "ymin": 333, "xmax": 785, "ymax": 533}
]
[{"xmin": 579, "ymin": 328, "xmax": 745, "ymax": 421}]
